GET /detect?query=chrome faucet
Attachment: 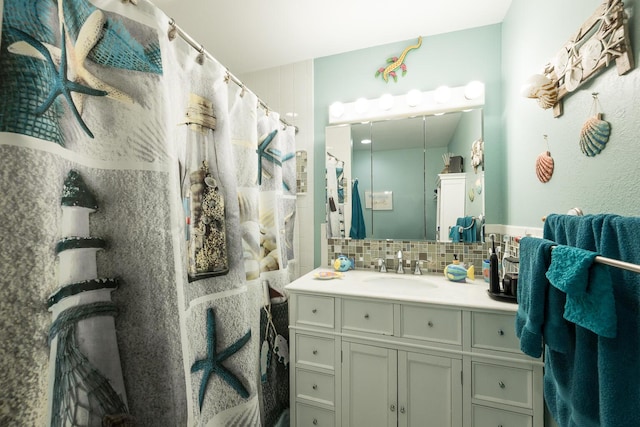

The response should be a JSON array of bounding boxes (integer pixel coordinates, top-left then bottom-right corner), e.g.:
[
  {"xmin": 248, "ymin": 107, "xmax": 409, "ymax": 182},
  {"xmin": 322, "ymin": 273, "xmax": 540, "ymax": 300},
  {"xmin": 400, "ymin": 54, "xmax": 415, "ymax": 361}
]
[{"xmin": 396, "ymin": 250, "xmax": 404, "ymax": 274}]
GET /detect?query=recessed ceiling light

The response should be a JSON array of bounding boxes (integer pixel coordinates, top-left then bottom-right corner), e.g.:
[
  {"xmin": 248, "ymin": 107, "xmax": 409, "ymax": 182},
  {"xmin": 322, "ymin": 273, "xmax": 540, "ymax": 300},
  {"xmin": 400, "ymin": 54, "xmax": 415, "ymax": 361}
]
[{"xmin": 361, "ymin": 139, "xmax": 372, "ymax": 144}]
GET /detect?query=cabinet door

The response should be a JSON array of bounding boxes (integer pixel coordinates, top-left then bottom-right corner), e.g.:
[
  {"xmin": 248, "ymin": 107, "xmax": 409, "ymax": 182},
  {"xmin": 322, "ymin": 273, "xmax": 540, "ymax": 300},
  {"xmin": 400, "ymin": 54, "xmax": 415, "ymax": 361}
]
[
  {"xmin": 398, "ymin": 351, "xmax": 462, "ymax": 427},
  {"xmin": 342, "ymin": 342, "xmax": 397, "ymax": 427}
]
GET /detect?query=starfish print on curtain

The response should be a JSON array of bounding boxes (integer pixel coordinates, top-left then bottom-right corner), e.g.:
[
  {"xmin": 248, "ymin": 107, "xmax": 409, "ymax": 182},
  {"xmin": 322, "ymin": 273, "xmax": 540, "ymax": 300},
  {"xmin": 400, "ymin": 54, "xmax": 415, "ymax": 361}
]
[
  {"xmin": 256, "ymin": 129, "xmax": 280, "ymax": 185},
  {"xmin": 7, "ymin": 26, "xmax": 107, "ymax": 138},
  {"xmin": 191, "ymin": 308, "xmax": 252, "ymax": 411}
]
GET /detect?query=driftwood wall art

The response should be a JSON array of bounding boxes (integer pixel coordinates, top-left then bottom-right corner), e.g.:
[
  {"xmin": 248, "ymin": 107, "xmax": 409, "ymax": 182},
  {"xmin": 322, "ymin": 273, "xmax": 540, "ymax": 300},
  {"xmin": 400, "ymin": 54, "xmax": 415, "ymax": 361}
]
[{"xmin": 522, "ymin": 0, "xmax": 634, "ymax": 117}]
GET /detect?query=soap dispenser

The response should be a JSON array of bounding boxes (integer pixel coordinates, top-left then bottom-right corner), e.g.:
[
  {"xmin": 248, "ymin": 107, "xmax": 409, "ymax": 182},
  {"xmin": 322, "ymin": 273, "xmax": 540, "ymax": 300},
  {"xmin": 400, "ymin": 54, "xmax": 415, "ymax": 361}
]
[{"xmin": 444, "ymin": 254, "xmax": 474, "ymax": 282}]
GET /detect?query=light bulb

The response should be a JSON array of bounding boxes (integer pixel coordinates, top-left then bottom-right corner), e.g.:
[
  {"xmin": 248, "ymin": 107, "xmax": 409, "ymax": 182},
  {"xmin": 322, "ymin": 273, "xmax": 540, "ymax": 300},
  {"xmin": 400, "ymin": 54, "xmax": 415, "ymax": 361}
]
[
  {"xmin": 464, "ymin": 81, "xmax": 485, "ymax": 100},
  {"xmin": 434, "ymin": 86, "xmax": 451, "ymax": 104},
  {"xmin": 329, "ymin": 102, "xmax": 344, "ymax": 118}
]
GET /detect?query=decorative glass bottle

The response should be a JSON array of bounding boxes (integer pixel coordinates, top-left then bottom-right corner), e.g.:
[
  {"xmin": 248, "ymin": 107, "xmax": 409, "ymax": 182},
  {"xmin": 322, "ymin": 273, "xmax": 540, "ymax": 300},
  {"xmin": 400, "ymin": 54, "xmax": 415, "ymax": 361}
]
[{"xmin": 181, "ymin": 93, "xmax": 229, "ymax": 281}]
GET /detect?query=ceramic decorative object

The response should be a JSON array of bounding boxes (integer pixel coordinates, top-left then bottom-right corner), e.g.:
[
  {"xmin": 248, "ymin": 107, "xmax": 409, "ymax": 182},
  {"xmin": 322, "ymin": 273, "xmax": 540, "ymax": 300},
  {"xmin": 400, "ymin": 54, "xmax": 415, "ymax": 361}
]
[
  {"xmin": 536, "ymin": 151, "xmax": 555, "ymax": 183},
  {"xmin": 471, "ymin": 138, "xmax": 484, "ymax": 172},
  {"xmin": 535, "ymin": 134, "xmax": 554, "ymax": 183},
  {"xmin": 579, "ymin": 93, "xmax": 611, "ymax": 157},
  {"xmin": 375, "ymin": 36, "xmax": 422, "ymax": 82},
  {"xmin": 333, "ymin": 254, "xmax": 354, "ymax": 272},
  {"xmin": 579, "ymin": 113, "xmax": 611, "ymax": 157},
  {"xmin": 521, "ymin": 74, "xmax": 558, "ymax": 110},
  {"xmin": 444, "ymin": 255, "xmax": 475, "ymax": 282}
]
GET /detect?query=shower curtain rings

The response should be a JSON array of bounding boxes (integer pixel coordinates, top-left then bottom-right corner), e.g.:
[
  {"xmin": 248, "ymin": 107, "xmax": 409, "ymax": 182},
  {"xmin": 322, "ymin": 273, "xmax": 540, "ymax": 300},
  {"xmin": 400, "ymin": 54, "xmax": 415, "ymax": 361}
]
[
  {"xmin": 168, "ymin": 18, "xmax": 177, "ymax": 41},
  {"xmin": 196, "ymin": 45, "xmax": 205, "ymax": 65}
]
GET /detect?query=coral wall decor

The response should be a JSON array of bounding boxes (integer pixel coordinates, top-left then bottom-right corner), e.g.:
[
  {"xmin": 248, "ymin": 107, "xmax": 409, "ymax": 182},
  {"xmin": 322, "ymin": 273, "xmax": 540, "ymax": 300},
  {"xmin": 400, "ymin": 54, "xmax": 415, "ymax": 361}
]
[{"xmin": 522, "ymin": 0, "xmax": 633, "ymax": 117}]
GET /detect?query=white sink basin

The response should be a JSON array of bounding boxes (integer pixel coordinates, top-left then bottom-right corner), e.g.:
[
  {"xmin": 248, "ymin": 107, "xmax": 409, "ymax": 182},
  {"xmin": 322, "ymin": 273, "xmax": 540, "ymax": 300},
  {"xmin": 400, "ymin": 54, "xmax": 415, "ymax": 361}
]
[{"xmin": 362, "ymin": 275, "xmax": 438, "ymax": 288}]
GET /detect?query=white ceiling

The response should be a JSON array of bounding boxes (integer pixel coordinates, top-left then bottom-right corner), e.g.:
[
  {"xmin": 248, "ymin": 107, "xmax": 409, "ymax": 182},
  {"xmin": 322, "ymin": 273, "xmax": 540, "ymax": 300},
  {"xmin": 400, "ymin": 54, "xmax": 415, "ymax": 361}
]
[{"xmin": 149, "ymin": 0, "xmax": 512, "ymax": 74}]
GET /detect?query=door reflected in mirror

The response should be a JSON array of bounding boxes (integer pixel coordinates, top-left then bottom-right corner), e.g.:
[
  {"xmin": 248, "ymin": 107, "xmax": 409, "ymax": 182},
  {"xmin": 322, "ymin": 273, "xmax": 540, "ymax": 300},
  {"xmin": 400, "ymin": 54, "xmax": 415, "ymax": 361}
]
[{"xmin": 326, "ymin": 108, "xmax": 484, "ymax": 241}]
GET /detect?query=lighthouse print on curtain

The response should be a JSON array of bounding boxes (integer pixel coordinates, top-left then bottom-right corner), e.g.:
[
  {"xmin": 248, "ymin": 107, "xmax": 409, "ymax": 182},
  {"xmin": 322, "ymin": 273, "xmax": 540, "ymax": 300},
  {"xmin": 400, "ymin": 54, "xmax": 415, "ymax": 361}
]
[{"xmin": 0, "ymin": 0, "xmax": 297, "ymax": 425}]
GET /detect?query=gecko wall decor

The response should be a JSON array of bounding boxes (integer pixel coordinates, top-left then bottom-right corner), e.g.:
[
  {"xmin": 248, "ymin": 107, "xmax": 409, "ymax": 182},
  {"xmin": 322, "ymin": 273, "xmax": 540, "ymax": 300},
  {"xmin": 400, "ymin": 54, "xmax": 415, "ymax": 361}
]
[{"xmin": 375, "ymin": 36, "xmax": 422, "ymax": 82}]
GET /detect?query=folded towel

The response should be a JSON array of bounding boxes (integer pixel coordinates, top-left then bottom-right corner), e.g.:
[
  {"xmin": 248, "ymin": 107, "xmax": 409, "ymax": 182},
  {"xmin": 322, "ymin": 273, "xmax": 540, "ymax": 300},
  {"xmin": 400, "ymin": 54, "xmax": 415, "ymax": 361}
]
[
  {"xmin": 461, "ymin": 216, "xmax": 477, "ymax": 243},
  {"xmin": 543, "ymin": 214, "xmax": 640, "ymax": 427},
  {"xmin": 546, "ymin": 245, "xmax": 616, "ymax": 338},
  {"xmin": 515, "ymin": 237, "xmax": 569, "ymax": 357}
]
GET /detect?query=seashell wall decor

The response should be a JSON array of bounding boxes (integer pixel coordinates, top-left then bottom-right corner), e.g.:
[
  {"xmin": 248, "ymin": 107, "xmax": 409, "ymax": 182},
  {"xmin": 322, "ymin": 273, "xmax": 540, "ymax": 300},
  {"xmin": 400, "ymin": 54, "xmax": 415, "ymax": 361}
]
[
  {"xmin": 521, "ymin": 0, "xmax": 634, "ymax": 117},
  {"xmin": 579, "ymin": 92, "xmax": 611, "ymax": 157},
  {"xmin": 579, "ymin": 113, "xmax": 611, "ymax": 157},
  {"xmin": 521, "ymin": 74, "xmax": 559, "ymax": 110},
  {"xmin": 536, "ymin": 151, "xmax": 555, "ymax": 183},
  {"xmin": 535, "ymin": 134, "xmax": 554, "ymax": 183}
]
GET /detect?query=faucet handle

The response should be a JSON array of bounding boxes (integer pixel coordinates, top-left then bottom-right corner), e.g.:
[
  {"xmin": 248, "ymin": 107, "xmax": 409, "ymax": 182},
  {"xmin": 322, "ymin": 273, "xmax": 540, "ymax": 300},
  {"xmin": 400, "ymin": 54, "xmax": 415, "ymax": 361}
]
[
  {"xmin": 378, "ymin": 258, "xmax": 387, "ymax": 273},
  {"xmin": 413, "ymin": 261, "xmax": 422, "ymax": 275}
]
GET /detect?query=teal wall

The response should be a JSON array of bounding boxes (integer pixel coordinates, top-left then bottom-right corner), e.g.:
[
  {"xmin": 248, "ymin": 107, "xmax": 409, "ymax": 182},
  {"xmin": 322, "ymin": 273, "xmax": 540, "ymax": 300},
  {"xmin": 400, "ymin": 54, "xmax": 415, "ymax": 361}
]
[
  {"xmin": 502, "ymin": 0, "xmax": 640, "ymax": 227},
  {"xmin": 314, "ymin": 24, "xmax": 504, "ymax": 266}
]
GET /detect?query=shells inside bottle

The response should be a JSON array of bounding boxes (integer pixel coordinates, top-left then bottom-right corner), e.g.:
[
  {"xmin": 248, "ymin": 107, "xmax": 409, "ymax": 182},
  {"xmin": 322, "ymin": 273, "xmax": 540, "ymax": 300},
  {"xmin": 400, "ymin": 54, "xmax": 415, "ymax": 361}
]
[{"xmin": 181, "ymin": 94, "xmax": 229, "ymax": 281}]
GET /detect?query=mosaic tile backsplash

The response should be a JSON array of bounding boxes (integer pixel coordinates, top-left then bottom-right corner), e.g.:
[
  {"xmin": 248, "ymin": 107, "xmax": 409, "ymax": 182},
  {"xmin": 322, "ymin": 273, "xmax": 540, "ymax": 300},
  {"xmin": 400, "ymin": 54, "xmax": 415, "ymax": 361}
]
[{"xmin": 327, "ymin": 234, "xmax": 521, "ymax": 274}]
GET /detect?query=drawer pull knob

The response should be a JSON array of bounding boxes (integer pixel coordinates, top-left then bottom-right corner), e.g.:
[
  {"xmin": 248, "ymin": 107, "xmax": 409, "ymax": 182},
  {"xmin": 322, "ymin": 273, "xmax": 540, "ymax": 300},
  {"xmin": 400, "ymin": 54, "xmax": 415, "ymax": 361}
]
[
  {"xmin": 312, "ymin": 384, "xmax": 318, "ymax": 390},
  {"xmin": 312, "ymin": 308, "xmax": 317, "ymax": 314},
  {"xmin": 427, "ymin": 321, "xmax": 434, "ymax": 327},
  {"xmin": 364, "ymin": 313, "xmax": 370, "ymax": 319},
  {"xmin": 498, "ymin": 329, "xmax": 504, "ymax": 336},
  {"xmin": 312, "ymin": 349, "xmax": 318, "ymax": 355},
  {"xmin": 390, "ymin": 404, "xmax": 396, "ymax": 412},
  {"xmin": 498, "ymin": 381, "xmax": 506, "ymax": 389},
  {"xmin": 400, "ymin": 406, "xmax": 406, "ymax": 414},
  {"xmin": 313, "ymin": 419, "xmax": 318, "ymax": 425}
]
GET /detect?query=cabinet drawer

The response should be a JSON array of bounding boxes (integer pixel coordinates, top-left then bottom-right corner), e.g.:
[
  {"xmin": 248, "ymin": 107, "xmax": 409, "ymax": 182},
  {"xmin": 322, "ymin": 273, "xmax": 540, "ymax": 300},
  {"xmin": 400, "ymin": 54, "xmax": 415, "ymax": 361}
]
[
  {"xmin": 296, "ymin": 402, "xmax": 335, "ymax": 427},
  {"xmin": 472, "ymin": 312, "xmax": 521, "ymax": 354},
  {"xmin": 472, "ymin": 362, "xmax": 533, "ymax": 409},
  {"xmin": 472, "ymin": 405, "xmax": 532, "ymax": 427},
  {"xmin": 296, "ymin": 334, "xmax": 335, "ymax": 370},
  {"xmin": 342, "ymin": 299, "xmax": 393, "ymax": 335},
  {"xmin": 296, "ymin": 368, "xmax": 335, "ymax": 406},
  {"xmin": 400, "ymin": 304, "xmax": 462, "ymax": 345},
  {"xmin": 297, "ymin": 295, "xmax": 334, "ymax": 329}
]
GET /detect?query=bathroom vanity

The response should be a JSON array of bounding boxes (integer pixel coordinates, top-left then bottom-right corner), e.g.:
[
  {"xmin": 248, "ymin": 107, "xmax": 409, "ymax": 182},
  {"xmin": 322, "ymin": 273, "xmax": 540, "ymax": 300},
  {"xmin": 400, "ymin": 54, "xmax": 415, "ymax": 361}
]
[{"xmin": 286, "ymin": 269, "xmax": 543, "ymax": 427}]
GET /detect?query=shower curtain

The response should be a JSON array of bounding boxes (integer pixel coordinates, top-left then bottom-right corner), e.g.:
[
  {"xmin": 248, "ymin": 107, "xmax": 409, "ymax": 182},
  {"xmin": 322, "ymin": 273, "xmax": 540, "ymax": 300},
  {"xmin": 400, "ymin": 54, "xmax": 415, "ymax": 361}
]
[{"xmin": 0, "ymin": 0, "xmax": 296, "ymax": 426}]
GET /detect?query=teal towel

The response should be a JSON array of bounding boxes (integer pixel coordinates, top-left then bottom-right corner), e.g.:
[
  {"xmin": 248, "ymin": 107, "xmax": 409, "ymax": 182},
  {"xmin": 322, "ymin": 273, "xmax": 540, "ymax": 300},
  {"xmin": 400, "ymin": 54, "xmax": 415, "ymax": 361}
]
[
  {"xmin": 543, "ymin": 214, "xmax": 640, "ymax": 427},
  {"xmin": 515, "ymin": 237, "xmax": 570, "ymax": 358},
  {"xmin": 448, "ymin": 216, "xmax": 476, "ymax": 242},
  {"xmin": 349, "ymin": 180, "xmax": 366, "ymax": 239},
  {"xmin": 546, "ymin": 245, "xmax": 616, "ymax": 338}
]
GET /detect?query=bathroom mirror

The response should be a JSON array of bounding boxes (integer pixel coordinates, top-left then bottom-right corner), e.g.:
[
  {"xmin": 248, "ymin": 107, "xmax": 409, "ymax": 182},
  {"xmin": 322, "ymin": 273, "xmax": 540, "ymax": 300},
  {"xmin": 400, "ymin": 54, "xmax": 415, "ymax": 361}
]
[{"xmin": 325, "ymin": 108, "xmax": 484, "ymax": 241}]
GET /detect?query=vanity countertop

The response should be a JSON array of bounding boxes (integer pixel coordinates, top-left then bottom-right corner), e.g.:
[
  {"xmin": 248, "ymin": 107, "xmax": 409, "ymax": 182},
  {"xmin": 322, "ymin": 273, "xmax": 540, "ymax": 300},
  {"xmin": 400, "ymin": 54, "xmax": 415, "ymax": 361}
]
[{"xmin": 286, "ymin": 268, "xmax": 518, "ymax": 313}]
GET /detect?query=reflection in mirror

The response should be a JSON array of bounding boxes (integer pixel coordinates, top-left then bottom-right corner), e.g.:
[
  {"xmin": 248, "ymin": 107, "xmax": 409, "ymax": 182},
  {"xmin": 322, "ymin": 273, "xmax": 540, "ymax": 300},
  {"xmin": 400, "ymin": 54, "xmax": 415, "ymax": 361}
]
[{"xmin": 326, "ymin": 108, "xmax": 484, "ymax": 242}]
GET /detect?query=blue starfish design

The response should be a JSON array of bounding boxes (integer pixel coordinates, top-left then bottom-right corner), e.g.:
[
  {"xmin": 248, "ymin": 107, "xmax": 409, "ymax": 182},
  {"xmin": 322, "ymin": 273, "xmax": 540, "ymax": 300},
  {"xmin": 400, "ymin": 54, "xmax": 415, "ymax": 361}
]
[
  {"xmin": 8, "ymin": 26, "xmax": 107, "ymax": 139},
  {"xmin": 256, "ymin": 129, "xmax": 280, "ymax": 185},
  {"xmin": 191, "ymin": 308, "xmax": 252, "ymax": 411}
]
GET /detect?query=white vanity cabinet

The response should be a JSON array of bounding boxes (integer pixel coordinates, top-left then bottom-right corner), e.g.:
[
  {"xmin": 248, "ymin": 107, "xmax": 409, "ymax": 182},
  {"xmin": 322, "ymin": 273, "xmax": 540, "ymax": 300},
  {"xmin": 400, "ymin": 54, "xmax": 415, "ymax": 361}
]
[{"xmin": 287, "ymin": 270, "xmax": 544, "ymax": 427}]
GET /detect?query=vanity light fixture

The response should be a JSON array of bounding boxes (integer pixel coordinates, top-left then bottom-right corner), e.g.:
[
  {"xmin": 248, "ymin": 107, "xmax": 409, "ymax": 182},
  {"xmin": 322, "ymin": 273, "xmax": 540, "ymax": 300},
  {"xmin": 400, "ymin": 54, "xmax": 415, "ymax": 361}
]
[
  {"xmin": 328, "ymin": 81, "xmax": 484, "ymax": 125},
  {"xmin": 464, "ymin": 81, "xmax": 485, "ymax": 100},
  {"xmin": 434, "ymin": 85, "xmax": 452, "ymax": 104},
  {"xmin": 378, "ymin": 94, "xmax": 394, "ymax": 111},
  {"xmin": 329, "ymin": 101, "xmax": 345, "ymax": 118},
  {"xmin": 406, "ymin": 89, "xmax": 423, "ymax": 107}
]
